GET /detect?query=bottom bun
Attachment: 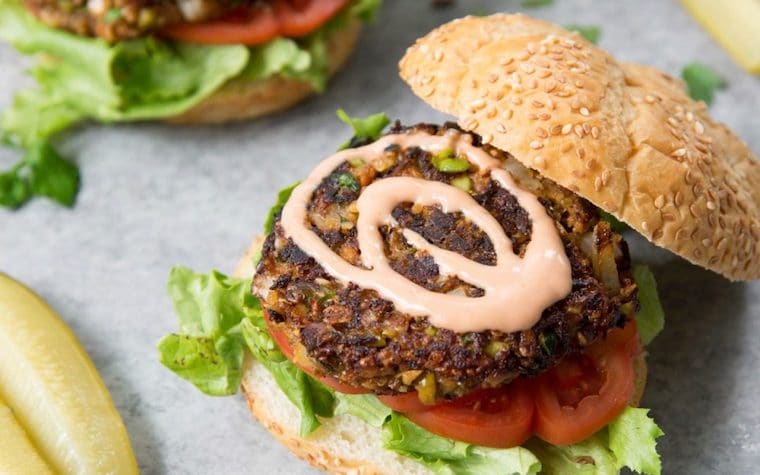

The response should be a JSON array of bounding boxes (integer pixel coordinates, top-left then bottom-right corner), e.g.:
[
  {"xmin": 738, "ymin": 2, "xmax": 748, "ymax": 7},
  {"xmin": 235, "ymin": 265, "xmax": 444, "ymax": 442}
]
[
  {"xmin": 235, "ymin": 236, "xmax": 647, "ymax": 474},
  {"xmin": 167, "ymin": 20, "xmax": 360, "ymax": 124}
]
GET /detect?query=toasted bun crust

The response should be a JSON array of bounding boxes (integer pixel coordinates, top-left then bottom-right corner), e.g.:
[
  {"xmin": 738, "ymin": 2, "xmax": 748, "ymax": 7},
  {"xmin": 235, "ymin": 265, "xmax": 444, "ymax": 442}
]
[
  {"xmin": 168, "ymin": 20, "xmax": 360, "ymax": 124},
  {"xmin": 235, "ymin": 236, "xmax": 648, "ymax": 474},
  {"xmin": 400, "ymin": 14, "xmax": 760, "ymax": 281}
]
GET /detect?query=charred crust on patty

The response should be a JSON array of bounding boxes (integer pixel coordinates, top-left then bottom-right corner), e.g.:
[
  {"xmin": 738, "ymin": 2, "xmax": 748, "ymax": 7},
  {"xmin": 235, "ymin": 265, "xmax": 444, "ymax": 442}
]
[{"xmin": 254, "ymin": 122, "xmax": 637, "ymax": 400}]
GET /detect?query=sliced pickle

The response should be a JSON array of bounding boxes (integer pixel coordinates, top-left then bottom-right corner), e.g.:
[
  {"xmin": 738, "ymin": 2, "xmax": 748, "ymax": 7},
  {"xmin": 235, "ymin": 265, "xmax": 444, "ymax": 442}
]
[{"xmin": 0, "ymin": 273, "xmax": 138, "ymax": 475}]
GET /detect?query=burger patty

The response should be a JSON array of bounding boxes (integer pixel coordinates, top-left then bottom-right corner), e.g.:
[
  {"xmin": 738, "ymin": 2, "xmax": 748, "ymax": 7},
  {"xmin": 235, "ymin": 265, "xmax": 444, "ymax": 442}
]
[
  {"xmin": 23, "ymin": 0, "xmax": 249, "ymax": 40},
  {"xmin": 253, "ymin": 123, "xmax": 638, "ymax": 400}
]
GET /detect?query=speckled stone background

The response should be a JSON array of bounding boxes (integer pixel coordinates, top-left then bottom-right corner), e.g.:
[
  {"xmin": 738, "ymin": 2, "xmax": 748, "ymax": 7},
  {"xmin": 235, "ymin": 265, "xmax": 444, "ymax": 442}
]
[{"xmin": 1, "ymin": 0, "xmax": 759, "ymax": 473}]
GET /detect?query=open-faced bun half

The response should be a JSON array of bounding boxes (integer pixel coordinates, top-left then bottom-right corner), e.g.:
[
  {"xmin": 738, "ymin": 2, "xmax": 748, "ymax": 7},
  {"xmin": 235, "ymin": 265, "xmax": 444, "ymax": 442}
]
[
  {"xmin": 400, "ymin": 14, "xmax": 760, "ymax": 281},
  {"xmin": 168, "ymin": 20, "xmax": 361, "ymax": 124},
  {"xmin": 234, "ymin": 236, "xmax": 648, "ymax": 475}
]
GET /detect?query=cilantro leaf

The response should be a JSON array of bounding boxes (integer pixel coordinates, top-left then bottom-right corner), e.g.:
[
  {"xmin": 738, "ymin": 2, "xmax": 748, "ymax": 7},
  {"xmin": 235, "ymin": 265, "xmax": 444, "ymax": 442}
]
[
  {"xmin": 521, "ymin": 0, "xmax": 553, "ymax": 8},
  {"xmin": 565, "ymin": 24, "xmax": 601, "ymax": 44},
  {"xmin": 682, "ymin": 62, "xmax": 725, "ymax": 105},
  {"xmin": 336, "ymin": 109, "xmax": 390, "ymax": 149},
  {"xmin": 0, "ymin": 141, "xmax": 79, "ymax": 209}
]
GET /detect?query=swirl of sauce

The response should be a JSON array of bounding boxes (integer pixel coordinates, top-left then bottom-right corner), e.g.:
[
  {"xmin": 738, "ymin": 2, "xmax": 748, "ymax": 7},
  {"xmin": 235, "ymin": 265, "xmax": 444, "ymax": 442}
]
[{"xmin": 281, "ymin": 132, "xmax": 572, "ymax": 333}]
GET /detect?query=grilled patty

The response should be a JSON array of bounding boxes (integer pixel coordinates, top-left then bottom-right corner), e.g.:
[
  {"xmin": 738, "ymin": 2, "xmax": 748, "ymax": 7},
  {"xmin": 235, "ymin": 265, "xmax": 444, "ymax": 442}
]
[
  {"xmin": 23, "ymin": 0, "xmax": 246, "ymax": 40},
  {"xmin": 253, "ymin": 123, "xmax": 638, "ymax": 400}
]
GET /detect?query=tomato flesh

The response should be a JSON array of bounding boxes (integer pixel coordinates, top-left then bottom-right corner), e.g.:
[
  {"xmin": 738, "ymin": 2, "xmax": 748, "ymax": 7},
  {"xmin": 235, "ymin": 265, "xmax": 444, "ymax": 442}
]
[
  {"xmin": 161, "ymin": 0, "xmax": 349, "ymax": 45},
  {"xmin": 405, "ymin": 385, "xmax": 536, "ymax": 448},
  {"xmin": 378, "ymin": 391, "xmax": 433, "ymax": 413},
  {"xmin": 533, "ymin": 345, "xmax": 635, "ymax": 446}
]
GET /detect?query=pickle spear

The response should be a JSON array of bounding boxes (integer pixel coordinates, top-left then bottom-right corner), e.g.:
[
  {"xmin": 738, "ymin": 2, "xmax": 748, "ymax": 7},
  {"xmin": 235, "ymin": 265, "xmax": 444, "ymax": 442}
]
[
  {"xmin": 0, "ymin": 394, "xmax": 54, "ymax": 474},
  {"xmin": 681, "ymin": 0, "xmax": 760, "ymax": 73},
  {"xmin": 0, "ymin": 273, "xmax": 138, "ymax": 475}
]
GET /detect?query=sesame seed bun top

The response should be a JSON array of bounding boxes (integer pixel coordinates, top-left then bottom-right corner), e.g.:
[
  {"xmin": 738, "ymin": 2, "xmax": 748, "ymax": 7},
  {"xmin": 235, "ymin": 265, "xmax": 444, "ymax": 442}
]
[{"xmin": 400, "ymin": 14, "xmax": 760, "ymax": 281}]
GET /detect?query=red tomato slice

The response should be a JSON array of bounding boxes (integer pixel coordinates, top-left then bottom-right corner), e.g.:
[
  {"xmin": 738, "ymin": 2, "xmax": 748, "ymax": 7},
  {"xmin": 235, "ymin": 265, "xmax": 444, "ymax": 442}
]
[
  {"xmin": 404, "ymin": 385, "xmax": 535, "ymax": 448},
  {"xmin": 378, "ymin": 391, "xmax": 433, "ymax": 413},
  {"xmin": 161, "ymin": 4, "xmax": 279, "ymax": 45},
  {"xmin": 161, "ymin": 0, "xmax": 349, "ymax": 45},
  {"xmin": 263, "ymin": 310, "xmax": 369, "ymax": 394},
  {"xmin": 604, "ymin": 319, "xmax": 641, "ymax": 358},
  {"xmin": 273, "ymin": 0, "xmax": 349, "ymax": 37},
  {"xmin": 533, "ymin": 344, "xmax": 634, "ymax": 446}
]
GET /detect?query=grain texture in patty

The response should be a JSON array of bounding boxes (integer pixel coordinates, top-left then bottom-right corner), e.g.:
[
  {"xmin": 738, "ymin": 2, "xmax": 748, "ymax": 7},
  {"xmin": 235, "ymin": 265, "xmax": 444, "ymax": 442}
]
[{"xmin": 253, "ymin": 123, "xmax": 638, "ymax": 400}]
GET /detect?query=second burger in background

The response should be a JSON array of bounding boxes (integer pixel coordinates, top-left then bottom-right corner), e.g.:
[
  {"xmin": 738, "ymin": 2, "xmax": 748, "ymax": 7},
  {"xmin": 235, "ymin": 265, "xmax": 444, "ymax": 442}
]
[{"xmin": 0, "ymin": 0, "xmax": 380, "ymax": 208}]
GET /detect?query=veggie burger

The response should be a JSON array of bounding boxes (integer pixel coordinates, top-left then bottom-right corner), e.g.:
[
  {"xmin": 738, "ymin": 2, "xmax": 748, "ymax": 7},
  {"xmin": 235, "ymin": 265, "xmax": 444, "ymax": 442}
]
[
  {"xmin": 160, "ymin": 14, "xmax": 760, "ymax": 474},
  {"xmin": 1, "ymin": 0, "xmax": 378, "ymax": 133}
]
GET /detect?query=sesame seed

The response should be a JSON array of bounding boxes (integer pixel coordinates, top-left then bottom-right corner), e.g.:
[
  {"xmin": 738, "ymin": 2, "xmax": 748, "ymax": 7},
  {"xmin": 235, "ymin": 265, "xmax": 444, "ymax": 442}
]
[
  {"xmin": 591, "ymin": 126, "xmax": 600, "ymax": 139},
  {"xmin": 641, "ymin": 221, "xmax": 650, "ymax": 232},
  {"xmin": 423, "ymin": 87, "xmax": 436, "ymax": 97},
  {"xmin": 689, "ymin": 204, "xmax": 700, "ymax": 217},
  {"xmin": 533, "ymin": 155, "xmax": 546, "ymax": 167},
  {"xmin": 495, "ymin": 90, "xmax": 505, "ymax": 101},
  {"xmin": 528, "ymin": 113, "xmax": 538, "ymax": 120},
  {"xmin": 594, "ymin": 177, "xmax": 603, "ymax": 190},
  {"xmin": 654, "ymin": 195, "xmax": 665, "ymax": 208},
  {"xmin": 667, "ymin": 117, "xmax": 679, "ymax": 127},
  {"xmin": 576, "ymin": 147, "xmax": 586, "ymax": 159},
  {"xmin": 653, "ymin": 228, "xmax": 664, "ymax": 240},
  {"xmin": 662, "ymin": 212, "xmax": 675, "ymax": 222},
  {"xmin": 580, "ymin": 107, "xmax": 590, "ymax": 117},
  {"xmin": 511, "ymin": 97, "xmax": 522, "ymax": 105},
  {"xmin": 482, "ymin": 133, "xmax": 493, "ymax": 144},
  {"xmin": 586, "ymin": 158, "xmax": 597, "ymax": 170},
  {"xmin": 644, "ymin": 95, "xmax": 656, "ymax": 104},
  {"xmin": 529, "ymin": 140, "xmax": 544, "ymax": 149},
  {"xmin": 676, "ymin": 228, "xmax": 688, "ymax": 240},
  {"xmin": 527, "ymin": 43, "xmax": 537, "ymax": 54},
  {"xmin": 601, "ymin": 170, "xmax": 611, "ymax": 185},
  {"xmin": 528, "ymin": 79, "xmax": 538, "ymax": 89},
  {"xmin": 539, "ymin": 112, "xmax": 551, "ymax": 121},
  {"xmin": 488, "ymin": 73, "xmax": 498, "ymax": 83},
  {"xmin": 572, "ymin": 170, "xmax": 584, "ymax": 178},
  {"xmin": 574, "ymin": 124, "xmax": 584, "ymax": 137},
  {"xmin": 520, "ymin": 63, "xmax": 535, "ymax": 74},
  {"xmin": 544, "ymin": 81, "xmax": 557, "ymax": 93},
  {"xmin": 706, "ymin": 200, "xmax": 717, "ymax": 210},
  {"xmin": 434, "ymin": 50, "xmax": 444, "ymax": 62},
  {"xmin": 686, "ymin": 111, "xmax": 694, "ymax": 122},
  {"xmin": 496, "ymin": 123, "xmax": 507, "ymax": 133},
  {"xmin": 562, "ymin": 123, "xmax": 573, "ymax": 135},
  {"xmin": 694, "ymin": 121, "xmax": 705, "ymax": 134},
  {"xmin": 671, "ymin": 148, "xmax": 687, "ymax": 157},
  {"xmin": 575, "ymin": 80, "xmax": 584, "ymax": 88},
  {"xmin": 582, "ymin": 123, "xmax": 591, "ymax": 134},
  {"xmin": 675, "ymin": 191, "xmax": 684, "ymax": 206},
  {"xmin": 539, "ymin": 69, "xmax": 553, "ymax": 79},
  {"xmin": 570, "ymin": 98, "xmax": 581, "ymax": 110},
  {"xmin": 694, "ymin": 248, "xmax": 703, "ymax": 259},
  {"xmin": 486, "ymin": 108, "xmax": 497, "ymax": 119},
  {"xmin": 536, "ymin": 127, "xmax": 548, "ymax": 138},
  {"xmin": 517, "ymin": 51, "xmax": 530, "ymax": 61},
  {"xmin": 470, "ymin": 98, "xmax": 486, "ymax": 110},
  {"xmin": 503, "ymin": 109, "xmax": 513, "ymax": 119},
  {"xmin": 532, "ymin": 100, "xmax": 544, "ymax": 108},
  {"xmin": 499, "ymin": 56, "xmax": 514, "ymax": 66}
]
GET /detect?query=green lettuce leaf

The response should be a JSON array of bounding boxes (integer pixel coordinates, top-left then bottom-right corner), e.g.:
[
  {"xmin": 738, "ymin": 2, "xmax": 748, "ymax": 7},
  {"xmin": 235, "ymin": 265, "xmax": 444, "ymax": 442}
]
[
  {"xmin": 158, "ymin": 268, "xmax": 251, "ymax": 395},
  {"xmin": 240, "ymin": 298, "xmax": 335, "ymax": 436},
  {"xmin": 599, "ymin": 210, "xmax": 629, "ymax": 233},
  {"xmin": 264, "ymin": 182, "xmax": 300, "ymax": 234},
  {"xmin": 334, "ymin": 393, "xmax": 392, "ymax": 428},
  {"xmin": 609, "ymin": 408, "xmax": 664, "ymax": 475},
  {"xmin": 337, "ymin": 109, "xmax": 391, "ymax": 149},
  {"xmin": 633, "ymin": 266, "xmax": 665, "ymax": 345},
  {"xmin": 525, "ymin": 434, "xmax": 618, "ymax": 475},
  {"xmin": 384, "ymin": 414, "xmax": 541, "ymax": 475}
]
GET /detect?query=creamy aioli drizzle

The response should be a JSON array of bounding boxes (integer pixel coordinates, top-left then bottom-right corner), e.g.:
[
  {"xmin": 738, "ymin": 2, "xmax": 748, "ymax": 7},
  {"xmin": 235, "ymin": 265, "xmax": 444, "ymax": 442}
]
[{"xmin": 280, "ymin": 132, "xmax": 572, "ymax": 333}]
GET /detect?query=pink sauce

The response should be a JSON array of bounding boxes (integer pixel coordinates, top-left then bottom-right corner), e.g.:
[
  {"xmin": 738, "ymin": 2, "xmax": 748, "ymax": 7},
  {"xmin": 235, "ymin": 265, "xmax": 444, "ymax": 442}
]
[{"xmin": 280, "ymin": 132, "xmax": 572, "ymax": 333}]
